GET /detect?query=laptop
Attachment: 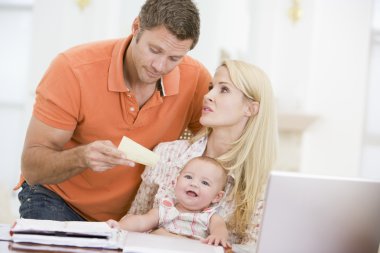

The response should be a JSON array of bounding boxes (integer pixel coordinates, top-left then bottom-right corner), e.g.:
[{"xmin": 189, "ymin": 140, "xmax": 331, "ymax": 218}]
[{"xmin": 256, "ymin": 171, "xmax": 380, "ymax": 253}]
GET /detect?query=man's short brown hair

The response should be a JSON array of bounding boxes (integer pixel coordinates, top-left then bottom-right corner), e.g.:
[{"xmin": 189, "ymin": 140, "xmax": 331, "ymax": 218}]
[{"xmin": 138, "ymin": 0, "xmax": 200, "ymax": 50}]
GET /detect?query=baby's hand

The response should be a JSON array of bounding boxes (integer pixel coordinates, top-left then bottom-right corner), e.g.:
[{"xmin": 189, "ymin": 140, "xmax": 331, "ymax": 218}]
[
  {"xmin": 106, "ymin": 219, "xmax": 120, "ymax": 229},
  {"xmin": 201, "ymin": 234, "xmax": 231, "ymax": 248}
]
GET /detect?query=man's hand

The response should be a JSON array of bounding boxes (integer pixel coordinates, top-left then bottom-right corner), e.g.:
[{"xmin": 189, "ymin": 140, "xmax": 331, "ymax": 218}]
[{"xmin": 82, "ymin": 140, "xmax": 135, "ymax": 172}]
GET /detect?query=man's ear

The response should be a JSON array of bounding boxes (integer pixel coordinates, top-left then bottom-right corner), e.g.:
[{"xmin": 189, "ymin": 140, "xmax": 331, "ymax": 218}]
[
  {"xmin": 212, "ymin": 191, "xmax": 225, "ymax": 204},
  {"xmin": 245, "ymin": 101, "xmax": 260, "ymax": 117},
  {"xmin": 132, "ymin": 17, "xmax": 140, "ymax": 36}
]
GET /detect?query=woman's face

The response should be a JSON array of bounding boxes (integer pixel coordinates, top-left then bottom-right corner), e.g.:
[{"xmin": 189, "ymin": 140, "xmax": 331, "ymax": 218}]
[{"xmin": 200, "ymin": 66, "xmax": 250, "ymax": 131}]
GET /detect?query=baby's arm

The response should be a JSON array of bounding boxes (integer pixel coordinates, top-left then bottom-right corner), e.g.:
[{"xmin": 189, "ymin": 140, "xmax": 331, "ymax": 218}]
[
  {"xmin": 201, "ymin": 214, "xmax": 231, "ymax": 248},
  {"xmin": 107, "ymin": 208, "xmax": 159, "ymax": 232}
]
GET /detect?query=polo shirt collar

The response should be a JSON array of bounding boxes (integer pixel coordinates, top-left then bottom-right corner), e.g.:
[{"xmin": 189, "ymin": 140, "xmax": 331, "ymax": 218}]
[{"xmin": 108, "ymin": 35, "xmax": 180, "ymax": 97}]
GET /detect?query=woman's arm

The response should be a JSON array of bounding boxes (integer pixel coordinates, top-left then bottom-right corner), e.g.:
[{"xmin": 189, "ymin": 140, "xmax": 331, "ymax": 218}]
[
  {"xmin": 128, "ymin": 179, "xmax": 158, "ymax": 215},
  {"xmin": 129, "ymin": 141, "xmax": 187, "ymax": 215},
  {"xmin": 128, "ymin": 145, "xmax": 166, "ymax": 214}
]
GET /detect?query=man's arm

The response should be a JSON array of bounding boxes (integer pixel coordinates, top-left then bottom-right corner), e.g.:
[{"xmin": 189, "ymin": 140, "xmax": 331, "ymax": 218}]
[{"xmin": 21, "ymin": 116, "xmax": 134, "ymax": 185}]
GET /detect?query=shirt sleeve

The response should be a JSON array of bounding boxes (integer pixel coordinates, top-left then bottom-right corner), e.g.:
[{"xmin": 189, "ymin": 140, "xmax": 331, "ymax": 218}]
[{"xmin": 34, "ymin": 53, "xmax": 81, "ymax": 131}]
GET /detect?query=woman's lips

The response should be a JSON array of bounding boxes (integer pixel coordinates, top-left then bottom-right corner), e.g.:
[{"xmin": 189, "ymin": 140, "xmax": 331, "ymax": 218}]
[{"xmin": 202, "ymin": 106, "xmax": 213, "ymax": 112}]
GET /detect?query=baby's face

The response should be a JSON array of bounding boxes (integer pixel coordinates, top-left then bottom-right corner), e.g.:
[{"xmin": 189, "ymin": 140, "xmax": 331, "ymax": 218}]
[{"xmin": 174, "ymin": 159, "xmax": 225, "ymax": 212}]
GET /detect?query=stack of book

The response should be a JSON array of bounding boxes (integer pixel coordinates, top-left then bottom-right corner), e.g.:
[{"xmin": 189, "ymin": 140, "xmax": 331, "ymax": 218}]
[
  {"xmin": 11, "ymin": 218, "xmax": 126, "ymax": 249},
  {"xmin": 8, "ymin": 218, "xmax": 223, "ymax": 253}
]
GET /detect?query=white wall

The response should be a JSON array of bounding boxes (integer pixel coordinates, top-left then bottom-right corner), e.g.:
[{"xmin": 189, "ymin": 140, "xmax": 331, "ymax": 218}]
[
  {"xmin": 301, "ymin": 0, "xmax": 372, "ymax": 177},
  {"xmin": 247, "ymin": 0, "xmax": 373, "ymax": 177},
  {"xmin": 0, "ymin": 3, "xmax": 33, "ymax": 223},
  {"xmin": 29, "ymin": 0, "xmax": 136, "ymax": 94}
]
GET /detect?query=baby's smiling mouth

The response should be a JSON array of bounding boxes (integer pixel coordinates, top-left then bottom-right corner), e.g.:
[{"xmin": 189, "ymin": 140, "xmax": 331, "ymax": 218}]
[{"xmin": 186, "ymin": 190, "xmax": 198, "ymax": 197}]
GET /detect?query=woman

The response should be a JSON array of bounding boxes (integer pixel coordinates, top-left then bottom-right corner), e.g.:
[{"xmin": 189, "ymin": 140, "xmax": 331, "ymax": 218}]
[{"xmin": 127, "ymin": 59, "xmax": 278, "ymax": 252}]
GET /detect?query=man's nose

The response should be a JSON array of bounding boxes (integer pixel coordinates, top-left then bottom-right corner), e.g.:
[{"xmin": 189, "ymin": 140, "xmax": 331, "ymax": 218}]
[{"xmin": 151, "ymin": 57, "xmax": 166, "ymax": 73}]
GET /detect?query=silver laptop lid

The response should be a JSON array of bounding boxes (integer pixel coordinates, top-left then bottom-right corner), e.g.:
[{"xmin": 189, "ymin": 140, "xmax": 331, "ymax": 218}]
[{"xmin": 256, "ymin": 171, "xmax": 380, "ymax": 253}]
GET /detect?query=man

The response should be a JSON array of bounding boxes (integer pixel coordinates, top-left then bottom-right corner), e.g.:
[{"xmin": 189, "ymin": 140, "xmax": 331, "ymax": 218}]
[{"xmin": 16, "ymin": 0, "xmax": 211, "ymax": 222}]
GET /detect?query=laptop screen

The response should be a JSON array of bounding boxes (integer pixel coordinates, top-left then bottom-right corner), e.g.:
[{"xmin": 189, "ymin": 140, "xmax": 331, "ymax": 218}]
[{"xmin": 256, "ymin": 172, "xmax": 380, "ymax": 253}]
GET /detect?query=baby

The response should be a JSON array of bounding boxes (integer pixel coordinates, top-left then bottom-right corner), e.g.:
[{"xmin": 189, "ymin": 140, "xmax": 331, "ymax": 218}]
[{"xmin": 107, "ymin": 156, "xmax": 230, "ymax": 247}]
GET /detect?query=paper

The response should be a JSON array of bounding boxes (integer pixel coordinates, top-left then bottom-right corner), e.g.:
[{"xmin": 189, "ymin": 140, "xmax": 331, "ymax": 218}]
[
  {"xmin": 118, "ymin": 136, "xmax": 159, "ymax": 167},
  {"xmin": 123, "ymin": 232, "xmax": 224, "ymax": 253},
  {"xmin": 9, "ymin": 242, "xmax": 109, "ymax": 253},
  {"xmin": 11, "ymin": 219, "xmax": 126, "ymax": 249},
  {"xmin": 10, "ymin": 219, "xmax": 223, "ymax": 252},
  {"xmin": 11, "ymin": 219, "xmax": 113, "ymax": 237}
]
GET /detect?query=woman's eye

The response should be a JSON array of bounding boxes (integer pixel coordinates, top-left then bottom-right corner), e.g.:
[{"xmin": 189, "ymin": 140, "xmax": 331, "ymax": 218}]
[
  {"xmin": 184, "ymin": 175, "xmax": 192, "ymax": 179},
  {"xmin": 221, "ymin": 86, "xmax": 229, "ymax": 93},
  {"xmin": 208, "ymin": 85, "xmax": 214, "ymax": 91}
]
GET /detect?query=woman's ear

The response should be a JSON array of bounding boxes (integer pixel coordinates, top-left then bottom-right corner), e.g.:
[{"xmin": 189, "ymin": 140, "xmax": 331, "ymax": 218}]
[
  {"xmin": 132, "ymin": 17, "xmax": 140, "ymax": 36},
  {"xmin": 245, "ymin": 101, "xmax": 260, "ymax": 117}
]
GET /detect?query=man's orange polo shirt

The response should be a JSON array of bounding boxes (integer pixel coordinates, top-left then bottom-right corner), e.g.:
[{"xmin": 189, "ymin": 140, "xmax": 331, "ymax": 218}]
[{"xmin": 18, "ymin": 36, "xmax": 211, "ymax": 221}]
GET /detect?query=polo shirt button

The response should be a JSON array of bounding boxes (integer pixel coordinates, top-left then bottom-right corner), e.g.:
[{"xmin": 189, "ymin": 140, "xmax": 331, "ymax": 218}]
[
  {"xmin": 129, "ymin": 107, "xmax": 135, "ymax": 112},
  {"xmin": 127, "ymin": 94, "xmax": 131, "ymax": 98}
]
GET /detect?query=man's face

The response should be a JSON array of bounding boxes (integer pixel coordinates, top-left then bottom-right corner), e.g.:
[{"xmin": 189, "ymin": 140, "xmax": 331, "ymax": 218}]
[{"xmin": 130, "ymin": 24, "xmax": 193, "ymax": 84}]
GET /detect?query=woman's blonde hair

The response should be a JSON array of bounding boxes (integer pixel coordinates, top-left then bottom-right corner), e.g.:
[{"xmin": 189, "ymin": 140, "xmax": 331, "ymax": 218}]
[{"xmin": 192, "ymin": 59, "xmax": 279, "ymax": 240}]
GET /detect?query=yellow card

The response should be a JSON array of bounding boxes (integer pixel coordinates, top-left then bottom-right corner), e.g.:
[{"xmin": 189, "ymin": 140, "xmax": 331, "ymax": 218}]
[{"xmin": 117, "ymin": 136, "xmax": 159, "ymax": 167}]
